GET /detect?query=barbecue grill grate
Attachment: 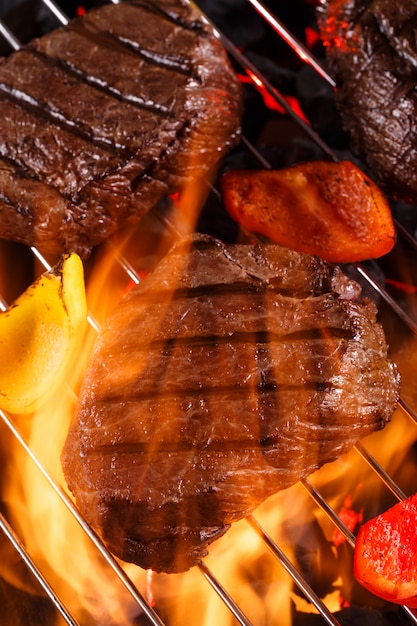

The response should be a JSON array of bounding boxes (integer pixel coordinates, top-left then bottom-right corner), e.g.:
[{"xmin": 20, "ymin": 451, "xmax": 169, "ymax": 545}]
[{"xmin": 1, "ymin": 1, "xmax": 417, "ymax": 625}]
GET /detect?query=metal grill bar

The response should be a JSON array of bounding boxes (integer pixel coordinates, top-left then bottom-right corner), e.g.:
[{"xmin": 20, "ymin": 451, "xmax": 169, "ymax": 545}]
[
  {"xmin": 0, "ymin": 408, "xmax": 166, "ymax": 626},
  {"xmin": 246, "ymin": 515, "xmax": 343, "ymax": 626},
  {"xmin": 0, "ymin": 19, "xmax": 20, "ymax": 50},
  {"xmin": 301, "ymin": 478, "xmax": 356, "ymax": 550},
  {"xmin": 41, "ymin": 0, "xmax": 69, "ymax": 25},
  {"xmin": 206, "ymin": 20, "xmax": 338, "ymax": 161},
  {"xmin": 355, "ymin": 263, "xmax": 417, "ymax": 334},
  {"xmin": 0, "ymin": 506, "xmax": 80, "ymax": 626},
  {"xmin": 0, "ymin": 1, "xmax": 416, "ymax": 625},
  {"xmin": 354, "ymin": 441, "xmax": 408, "ymax": 502},
  {"xmin": 198, "ymin": 562, "xmax": 255, "ymax": 626},
  {"xmin": 246, "ymin": 0, "xmax": 336, "ymax": 86}
]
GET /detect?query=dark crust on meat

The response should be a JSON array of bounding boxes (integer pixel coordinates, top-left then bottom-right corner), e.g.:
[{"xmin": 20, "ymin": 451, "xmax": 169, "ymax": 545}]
[
  {"xmin": 0, "ymin": 0, "xmax": 242, "ymax": 256},
  {"xmin": 61, "ymin": 235, "xmax": 400, "ymax": 573},
  {"xmin": 318, "ymin": 0, "xmax": 417, "ymax": 203}
]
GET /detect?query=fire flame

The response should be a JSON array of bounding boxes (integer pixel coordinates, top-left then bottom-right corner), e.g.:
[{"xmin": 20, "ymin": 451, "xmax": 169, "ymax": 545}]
[{"xmin": 0, "ymin": 186, "xmax": 416, "ymax": 625}]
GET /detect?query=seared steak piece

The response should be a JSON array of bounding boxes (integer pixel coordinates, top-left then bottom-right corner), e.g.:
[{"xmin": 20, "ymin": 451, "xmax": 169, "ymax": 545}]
[
  {"xmin": 0, "ymin": 0, "xmax": 242, "ymax": 257},
  {"xmin": 318, "ymin": 0, "xmax": 417, "ymax": 203},
  {"xmin": 61, "ymin": 234, "xmax": 400, "ymax": 573}
]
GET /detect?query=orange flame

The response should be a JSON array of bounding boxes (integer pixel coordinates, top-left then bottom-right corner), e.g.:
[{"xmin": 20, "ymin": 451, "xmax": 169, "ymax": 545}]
[{"xmin": 0, "ymin": 193, "xmax": 416, "ymax": 625}]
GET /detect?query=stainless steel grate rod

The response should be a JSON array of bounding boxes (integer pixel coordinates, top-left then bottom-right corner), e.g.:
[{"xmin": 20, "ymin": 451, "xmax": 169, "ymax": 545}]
[
  {"xmin": 0, "ymin": 408, "xmax": 167, "ymax": 626},
  {"xmin": 0, "ymin": 18, "xmax": 21, "ymax": 50},
  {"xmin": 207, "ymin": 19, "xmax": 339, "ymax": 161},
  {"xmin": 246, "ymin": 514, "xmax": 343, "ymax": 626},
  {"xmin": 246, "ymin": 0, "xmax": 336, "ymax": 87},
  {"xmin": 0, "ymin": 504, "xmax": 81, "ymax": 626}
]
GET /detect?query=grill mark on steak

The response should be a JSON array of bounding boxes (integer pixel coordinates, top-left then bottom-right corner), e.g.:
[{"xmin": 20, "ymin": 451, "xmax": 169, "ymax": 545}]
[
  {"xmin": 122, "ymin": 0, "xmax": 208, "ymax": 33},
  {"xmin": 100, "ymin": 1, "xmax": 206, "ymax": 70},
  {"xmin": 100, "ymin": 328, "xmax": 352, "ymax": 356},
  {"xmin": 123, "ymin": 283, "xmax": 348, "ymax": 302},
  {"xmin": 116, "ymin": 36, "xmax": 195, "ymax": 74},
  {"xmin": 89, "ymin": 402, "xmax": 335, "ymax": 455},
  {"xmin": 94, "ymin": 379, "xmax": 334, "ymax": 404},
  {"xmin": 160, "ymin": 327, "xmax": 352, "ymax": 346},
  {"xmin": 69, "ymin": 19, "xmax": 196, "ymax": 77},
  {"xmin": 27, "ymin": 48, "xmax": 174, "ymax": 115},
  {"xmin": 0, "ymin": 83, "xmax": 132, "ymax": 156}
]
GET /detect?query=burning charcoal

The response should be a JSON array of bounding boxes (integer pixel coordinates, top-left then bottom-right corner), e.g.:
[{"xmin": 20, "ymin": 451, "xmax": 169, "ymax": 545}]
[
  {"xmin": 195, "ymin": 186, "xmax": 239, "ymax": 243},
  {"xmin": 296, "ymin": 65, "xmax": 348, "ymax": 150},
  {"xmin": 284, "ymin": 517, "xmax": 338, "ymax": 600},
  {"xmin": 0, "ymin": 530, "xmax": 58, "ymax": 626}
]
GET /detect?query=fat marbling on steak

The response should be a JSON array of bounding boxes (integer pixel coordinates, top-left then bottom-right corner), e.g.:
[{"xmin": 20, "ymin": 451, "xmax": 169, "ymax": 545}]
[
  {"xmin": 0, "ymin": 0, "xmax": 242, "ymax": 257},
  {"xmin": 61, "ymin": 234, "xmax": 400, "ymax": 573},
  {"xmin": 318, "ymin": 0, "xmax": 417, "ymax": 204}
]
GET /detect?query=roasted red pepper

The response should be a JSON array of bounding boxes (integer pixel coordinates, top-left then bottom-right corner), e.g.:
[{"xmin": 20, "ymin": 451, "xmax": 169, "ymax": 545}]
[
  {"xmin": 354, "ymin": 493, "xmax": 417, "ymax": 608},
  {"xmin": 220, "ymin": 160, "xmax": 396, "ymax": 263}
]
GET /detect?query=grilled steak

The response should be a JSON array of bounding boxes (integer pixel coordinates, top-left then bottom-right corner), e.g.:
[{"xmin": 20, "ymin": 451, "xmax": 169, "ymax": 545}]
[
  {"xmin": 318, "ymin": 0, "xmax": 417, "ymax": 203},
  {"xmin": 0, "ymin": 0, "xmax": 242, "ymax": 257},
  {"xmin": 61, "ymin": 234, "xmax": 400, "ymax": 573}
]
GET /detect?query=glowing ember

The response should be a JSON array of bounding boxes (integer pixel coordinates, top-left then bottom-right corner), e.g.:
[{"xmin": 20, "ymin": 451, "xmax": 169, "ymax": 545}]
[
  {"xmin": 332, "ymin": 492, "xmax": 364, "ymax": 548},
  {"xmin": 239, "ymin": 71, "xmax": 310, "ymax": 123}
]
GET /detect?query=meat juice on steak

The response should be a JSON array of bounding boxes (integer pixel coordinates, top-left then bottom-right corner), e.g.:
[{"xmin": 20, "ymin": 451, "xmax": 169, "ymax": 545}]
[
  {"xmin": 318, "ymin": 0, "xmax": 417, "ymax": 204},
  {"xmin": 61, "ymin": 234, "xmax": 400, "ymax": 574},
  {"xmin": 0, "ymin": 0, "xmax": 242, "ymax": 257}
]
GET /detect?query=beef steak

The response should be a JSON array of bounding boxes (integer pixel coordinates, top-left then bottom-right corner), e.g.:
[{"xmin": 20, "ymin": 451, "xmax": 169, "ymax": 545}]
[
  {"xmin": 0, "ymin": 0, "xmax": 242, "ymax": 257},
  {"xmin": 61, "ymin": 234, "xmax": 400, "ymax": 573},
  {"xmin": 318, "ymin": 0, "xmax": 417, "ymax": 204}
]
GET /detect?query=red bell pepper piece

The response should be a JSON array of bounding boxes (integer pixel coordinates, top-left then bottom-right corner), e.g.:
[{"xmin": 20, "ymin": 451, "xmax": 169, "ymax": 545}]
[
  {"xmin": 354, "ymin": 493, "xmax": 417, "ymax": 608},
  {"xmin": 220, "ymin": 160, "xmax": 396, "ymax": 264}
]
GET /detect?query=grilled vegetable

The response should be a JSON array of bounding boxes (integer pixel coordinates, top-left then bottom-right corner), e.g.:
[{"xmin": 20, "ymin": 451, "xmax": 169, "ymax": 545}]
[
  {"xmin": 221, "ymin": 160, "xmax": 396, "ymax": 263},
  {"xmin": 354, "ymin": 493, "xmax": 417, "ymax": 608},
  {"xmin": 0, "ymin": 253, "xmax": 87, "ymax": 414}
]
